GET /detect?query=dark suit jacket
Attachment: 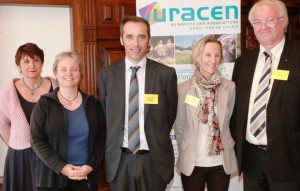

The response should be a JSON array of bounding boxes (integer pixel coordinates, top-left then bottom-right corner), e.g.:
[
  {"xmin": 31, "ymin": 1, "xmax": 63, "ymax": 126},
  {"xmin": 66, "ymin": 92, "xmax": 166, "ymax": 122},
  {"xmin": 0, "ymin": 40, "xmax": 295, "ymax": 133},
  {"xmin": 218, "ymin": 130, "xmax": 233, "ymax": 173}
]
[
  {"xmin": 98, "ymin": 58, "xmax": 178, "ymax": 183},
  {"xmin": 230, "ymin": 40, "xmax": 300, "ymax": 181}
]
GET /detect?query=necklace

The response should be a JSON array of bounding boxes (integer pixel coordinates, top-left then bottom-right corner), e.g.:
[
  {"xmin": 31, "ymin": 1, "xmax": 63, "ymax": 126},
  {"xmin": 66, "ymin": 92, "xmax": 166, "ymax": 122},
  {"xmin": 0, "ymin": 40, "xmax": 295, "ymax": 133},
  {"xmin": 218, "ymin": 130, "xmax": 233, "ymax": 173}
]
[
  {"xmin": 22, "ymin": 77, "xmax": 43, "ymax": 95},
  {"xmin": 59, "ymin": 91, "xmax": 79, "ymax": 106}
]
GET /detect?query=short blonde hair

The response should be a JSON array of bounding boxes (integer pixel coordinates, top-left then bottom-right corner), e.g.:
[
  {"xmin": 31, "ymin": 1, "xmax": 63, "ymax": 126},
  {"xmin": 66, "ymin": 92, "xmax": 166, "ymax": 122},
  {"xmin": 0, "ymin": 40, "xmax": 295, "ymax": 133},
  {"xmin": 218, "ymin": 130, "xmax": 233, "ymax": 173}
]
[
  {"xmin": 53, "ymin": 51, "xmax": 83, "ymax": 74},
  {"xmin": 191, "ymin": 37, "xmax": 224, "ymax": 67}
]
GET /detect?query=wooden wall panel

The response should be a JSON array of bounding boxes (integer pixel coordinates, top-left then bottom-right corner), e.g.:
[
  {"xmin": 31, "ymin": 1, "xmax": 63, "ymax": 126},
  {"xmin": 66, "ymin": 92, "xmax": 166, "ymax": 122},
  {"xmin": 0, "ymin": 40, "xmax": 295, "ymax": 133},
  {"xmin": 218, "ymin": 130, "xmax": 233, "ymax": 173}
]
[
  {"xmin": 81, "ymin": 0, "xmax": 98, "ymax": 96},
  {"xmin": 102, "ymin": 4, "xmax": 114, "ymax": 21},
  {"xmin": 96, "ymin": 0, "xmax": 136, "ymax": 73},
  {"xmin": 102, "ymin": 47, "xmax": 125, "ymax": 67},
  {"xmin": 82, "ymin": 42, "xmax": 98, "ymax": 96},
  {"xmin": 119, "ymin": 2, "xmax": 137, "ymax": 20},
  {"xmin": 284, "ymin": 0, "xmax": 300, "ymax": 7}
]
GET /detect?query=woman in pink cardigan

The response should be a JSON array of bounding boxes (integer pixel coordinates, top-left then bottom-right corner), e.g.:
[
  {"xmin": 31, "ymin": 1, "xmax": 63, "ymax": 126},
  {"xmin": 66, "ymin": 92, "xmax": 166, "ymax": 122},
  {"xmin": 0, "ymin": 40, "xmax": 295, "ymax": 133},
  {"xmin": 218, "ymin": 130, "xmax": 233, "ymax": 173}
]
[{"xmin": 0, "ymin": 43, "xmax": 57, "ymax": 191}]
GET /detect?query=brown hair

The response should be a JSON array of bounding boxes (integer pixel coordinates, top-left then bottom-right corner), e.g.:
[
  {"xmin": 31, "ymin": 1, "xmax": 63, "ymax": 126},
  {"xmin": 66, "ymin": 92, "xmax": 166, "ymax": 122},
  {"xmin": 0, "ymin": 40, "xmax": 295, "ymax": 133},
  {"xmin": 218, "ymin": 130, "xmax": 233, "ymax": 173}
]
[
  {"xmin": 191, "ymin": 37, "xmax": 224, "ymax": 67},
  {"xmin": 120, "ymin": 16, "xmax": 151, "ymax": 38},
  {"xmin": 15, "ymin": 42, "xmax": 44, "ymax": 66}
]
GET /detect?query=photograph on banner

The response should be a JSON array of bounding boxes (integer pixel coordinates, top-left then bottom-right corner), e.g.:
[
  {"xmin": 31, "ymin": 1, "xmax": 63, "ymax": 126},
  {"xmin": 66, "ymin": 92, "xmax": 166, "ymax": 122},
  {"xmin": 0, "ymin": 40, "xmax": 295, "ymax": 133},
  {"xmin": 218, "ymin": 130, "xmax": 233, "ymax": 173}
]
[
  {"xmin": 148, "ymin": 36, "xmax": 175, "ymax": 65},
  {"xmin": 147, "ymin": 34, "xmax": 239, "ymax": 82},
  {"xmin": 175, "ymin": 34, "xmax": 237, "ymax": 69}
]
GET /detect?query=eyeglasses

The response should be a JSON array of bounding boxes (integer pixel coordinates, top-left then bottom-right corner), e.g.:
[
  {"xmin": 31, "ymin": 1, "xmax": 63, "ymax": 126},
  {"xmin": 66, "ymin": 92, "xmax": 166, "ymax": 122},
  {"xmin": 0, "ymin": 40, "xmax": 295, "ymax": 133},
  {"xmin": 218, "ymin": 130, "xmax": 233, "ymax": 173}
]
[{"xmin": 251, "ymin": 16, "xmax": 283, "ymax": 28}]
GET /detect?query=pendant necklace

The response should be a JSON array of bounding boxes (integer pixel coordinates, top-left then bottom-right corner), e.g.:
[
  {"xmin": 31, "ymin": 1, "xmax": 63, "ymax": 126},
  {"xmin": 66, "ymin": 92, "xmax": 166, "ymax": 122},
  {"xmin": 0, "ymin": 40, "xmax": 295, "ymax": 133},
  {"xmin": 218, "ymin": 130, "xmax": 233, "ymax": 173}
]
[
  {"xmin": 22, "ymin": 77, "xmax": 43, "ymax": 95},
  {"xmin": 59, "ymin": 91, "xmax": 79, "ymax": 106}
]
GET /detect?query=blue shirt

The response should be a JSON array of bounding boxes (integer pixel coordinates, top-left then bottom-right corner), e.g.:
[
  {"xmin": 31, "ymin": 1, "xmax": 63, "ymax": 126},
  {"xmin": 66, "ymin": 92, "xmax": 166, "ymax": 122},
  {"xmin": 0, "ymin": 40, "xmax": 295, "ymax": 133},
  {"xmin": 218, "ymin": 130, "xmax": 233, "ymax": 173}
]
[{"xmin": 66, "ymin": 104, "xmax": 89, "ymax": 166}]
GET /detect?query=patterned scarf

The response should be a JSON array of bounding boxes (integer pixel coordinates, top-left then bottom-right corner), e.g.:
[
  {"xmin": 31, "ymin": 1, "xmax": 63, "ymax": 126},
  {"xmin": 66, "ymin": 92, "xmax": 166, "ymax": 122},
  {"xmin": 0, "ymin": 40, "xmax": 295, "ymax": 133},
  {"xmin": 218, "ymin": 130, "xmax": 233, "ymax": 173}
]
[{"xmin": 191, "ymin": 67, "xmax": 223, "ymax": 156}]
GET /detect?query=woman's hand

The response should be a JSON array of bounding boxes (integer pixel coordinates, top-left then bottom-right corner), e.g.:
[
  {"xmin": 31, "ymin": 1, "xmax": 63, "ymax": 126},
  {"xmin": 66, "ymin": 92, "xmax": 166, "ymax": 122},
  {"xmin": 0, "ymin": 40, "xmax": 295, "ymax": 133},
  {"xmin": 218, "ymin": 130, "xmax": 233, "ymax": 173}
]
[
  {"xmin": 65, "ymin": 164, "xmax": 93, "ymax": 180},
  {"xmin": 60, "ymin": 164, "xmax": 81, "ymax": 177}
]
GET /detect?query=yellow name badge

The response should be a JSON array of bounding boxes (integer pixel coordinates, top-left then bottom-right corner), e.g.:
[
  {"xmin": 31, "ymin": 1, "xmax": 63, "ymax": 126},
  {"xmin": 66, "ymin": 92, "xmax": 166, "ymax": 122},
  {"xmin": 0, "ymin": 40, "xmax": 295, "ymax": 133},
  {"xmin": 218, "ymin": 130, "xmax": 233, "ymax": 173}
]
[
  {"xmin": 184, "ymin": 94, "xmax": 200, "ymax": 107},
  {"xmin": 144, "ymin": 94, "xmax": 158, "ymax": 104},
  {"xmin": 272, "ymin": 70, "xmax": 290, "ymax": 81}
]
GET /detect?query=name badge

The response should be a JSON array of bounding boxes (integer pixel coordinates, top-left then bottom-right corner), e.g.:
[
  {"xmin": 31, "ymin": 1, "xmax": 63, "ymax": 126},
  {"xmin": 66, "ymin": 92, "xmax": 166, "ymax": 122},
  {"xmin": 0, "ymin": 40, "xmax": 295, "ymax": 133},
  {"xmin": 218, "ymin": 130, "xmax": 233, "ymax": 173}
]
[
  {"xmin": 144, "ymin": 94, "xmax": 158, "ymax": 104},
  {"xmin": 272, "ymin": 70, "xmax": 289, "ymax": 81},
  {"xmin": 184, "ymin": 94, "xmax": 200, "ymax": 107}
]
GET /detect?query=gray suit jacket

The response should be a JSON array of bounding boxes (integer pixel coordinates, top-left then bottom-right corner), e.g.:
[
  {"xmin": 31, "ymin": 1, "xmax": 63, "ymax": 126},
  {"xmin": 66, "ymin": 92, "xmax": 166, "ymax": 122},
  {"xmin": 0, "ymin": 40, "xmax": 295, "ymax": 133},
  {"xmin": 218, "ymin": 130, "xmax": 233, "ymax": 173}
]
[
  {"xmin": 174, "ymin": 78, "xmax": 238, "ymax": 176},
  {"xmin": 98, "ymin": 58, "xmax": 178, "ymax": 183}
]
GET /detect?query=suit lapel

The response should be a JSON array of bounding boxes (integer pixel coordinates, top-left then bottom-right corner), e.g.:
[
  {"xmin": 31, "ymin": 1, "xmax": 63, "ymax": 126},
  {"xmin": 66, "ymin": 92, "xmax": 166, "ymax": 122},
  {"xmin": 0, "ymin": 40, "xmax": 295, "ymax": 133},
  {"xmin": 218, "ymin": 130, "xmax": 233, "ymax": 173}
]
[
  {"xmin": 115, "ymin": 61, "xmax": 126, "ymax": 116},
  {"xmin": 217, "ymin": 81, "xmax": 228, "ymax": 132},
  {"xmin": 268, "ymin": 41, "xmax": 292, "ymax": 105},
  {"xmin": 144, "ymin": 59, "xmax": 157, "ymax": 118},
  {"xmin": 239, "ymin": 49, "xmax": 259, "ymax": 124},
  {"xmin": 185, "ymin": 88, "xmax": 200, "ymax": 130}
]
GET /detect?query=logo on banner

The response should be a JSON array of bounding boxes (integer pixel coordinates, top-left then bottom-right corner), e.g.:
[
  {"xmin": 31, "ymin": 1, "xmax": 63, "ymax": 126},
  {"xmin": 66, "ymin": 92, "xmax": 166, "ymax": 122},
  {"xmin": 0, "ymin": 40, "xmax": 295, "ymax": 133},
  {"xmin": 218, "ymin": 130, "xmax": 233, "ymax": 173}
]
[
  {"xmin": 139, "ymin": 2, "xmax": 162, "ymax": 25},
  {"xmin": 139, "ymin": 2, "xmax": 239, "ymax": 25}
]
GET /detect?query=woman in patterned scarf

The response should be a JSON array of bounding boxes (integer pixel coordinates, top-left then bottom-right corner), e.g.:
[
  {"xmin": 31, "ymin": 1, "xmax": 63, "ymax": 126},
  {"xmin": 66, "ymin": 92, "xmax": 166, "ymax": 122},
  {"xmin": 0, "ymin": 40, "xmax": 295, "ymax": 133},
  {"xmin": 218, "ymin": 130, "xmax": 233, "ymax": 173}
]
[{"xmin": 174, "ymin": 37, "xmax": 238, "ymax": 191}]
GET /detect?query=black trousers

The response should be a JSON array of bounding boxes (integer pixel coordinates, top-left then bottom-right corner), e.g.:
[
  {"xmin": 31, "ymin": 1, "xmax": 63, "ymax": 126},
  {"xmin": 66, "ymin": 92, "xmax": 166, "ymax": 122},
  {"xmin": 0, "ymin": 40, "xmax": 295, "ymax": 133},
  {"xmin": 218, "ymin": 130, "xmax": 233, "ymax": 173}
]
[
  {"xmin": 243, "ymin": 141, "xmax": 300, "ymax": 191},
  {"xmin": 110, "ymin": 152, "xmax": 167, "ymax": 191},
  {"xmin": 181, "ymin": 165, "xmax": 230, "ymax": 191},
  {"xmin": 37, "ymin": 179, "xmax": 97, "ymax": 191}
]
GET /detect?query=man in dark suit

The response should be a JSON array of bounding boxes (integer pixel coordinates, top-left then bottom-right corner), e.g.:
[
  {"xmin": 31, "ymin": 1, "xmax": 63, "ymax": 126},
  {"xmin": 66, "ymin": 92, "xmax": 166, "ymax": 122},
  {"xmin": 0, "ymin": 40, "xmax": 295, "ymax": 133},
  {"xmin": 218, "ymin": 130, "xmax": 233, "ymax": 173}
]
[
  {"xmin": 98, "ymin": 16, "xmax": 178, "ymax": 191},
  {"xmin": 230, "ymin": 0, "xmax": 300, "ymax": 190}
]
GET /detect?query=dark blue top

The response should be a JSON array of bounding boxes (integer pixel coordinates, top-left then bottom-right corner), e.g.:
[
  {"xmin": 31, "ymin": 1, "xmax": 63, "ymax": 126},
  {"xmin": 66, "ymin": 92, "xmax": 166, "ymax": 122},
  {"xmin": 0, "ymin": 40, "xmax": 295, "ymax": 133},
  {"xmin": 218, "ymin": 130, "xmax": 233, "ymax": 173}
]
[{"xmin": 66, "ymin": 103, "xmax": 89, "ymax": 166}]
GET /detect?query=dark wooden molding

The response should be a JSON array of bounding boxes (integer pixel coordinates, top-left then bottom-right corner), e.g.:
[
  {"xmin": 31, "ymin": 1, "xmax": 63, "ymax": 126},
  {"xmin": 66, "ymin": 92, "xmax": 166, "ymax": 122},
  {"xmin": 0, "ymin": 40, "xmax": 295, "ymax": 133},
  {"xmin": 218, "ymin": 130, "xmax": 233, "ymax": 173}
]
[
  {"xmin": 81, "ymin": 0, "xmax": 98, "ymax": 96},
  {"xmin": 102, "ymin": 4, "xmax": 114, "ymax": 21},
  {"xmin": 82, "ymin": 42, "xmax": 98, "ymax": 96}
]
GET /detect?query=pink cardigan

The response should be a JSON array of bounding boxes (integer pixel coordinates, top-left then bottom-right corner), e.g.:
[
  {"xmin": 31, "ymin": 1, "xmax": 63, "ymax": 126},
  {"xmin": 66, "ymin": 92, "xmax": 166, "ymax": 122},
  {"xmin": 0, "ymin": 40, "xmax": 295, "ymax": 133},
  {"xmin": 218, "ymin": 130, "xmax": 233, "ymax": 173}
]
[{"xmin": 0, "ymin": 77, "xmax": 57, "ymax": 150}]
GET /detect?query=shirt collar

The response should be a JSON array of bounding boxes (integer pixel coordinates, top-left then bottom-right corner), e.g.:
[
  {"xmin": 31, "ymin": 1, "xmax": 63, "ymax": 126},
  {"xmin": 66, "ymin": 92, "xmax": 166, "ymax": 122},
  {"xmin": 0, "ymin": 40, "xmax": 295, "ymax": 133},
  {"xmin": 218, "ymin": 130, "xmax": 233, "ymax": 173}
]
[
  {"xmin": 125, "ymin": 57, "xmax": 147, "ymax": 72},
  {"xmin": 259, "ymin": 37, "xmax": 285, "ymax": 60}
]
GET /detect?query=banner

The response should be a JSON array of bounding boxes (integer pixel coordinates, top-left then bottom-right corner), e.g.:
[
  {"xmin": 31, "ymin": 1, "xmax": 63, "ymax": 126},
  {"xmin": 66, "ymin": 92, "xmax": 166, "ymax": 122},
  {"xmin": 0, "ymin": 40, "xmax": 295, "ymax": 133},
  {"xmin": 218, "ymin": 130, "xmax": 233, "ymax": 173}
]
[{"xmin": 136, "ymin": 1, "xmax": 242, "ymax": 190}]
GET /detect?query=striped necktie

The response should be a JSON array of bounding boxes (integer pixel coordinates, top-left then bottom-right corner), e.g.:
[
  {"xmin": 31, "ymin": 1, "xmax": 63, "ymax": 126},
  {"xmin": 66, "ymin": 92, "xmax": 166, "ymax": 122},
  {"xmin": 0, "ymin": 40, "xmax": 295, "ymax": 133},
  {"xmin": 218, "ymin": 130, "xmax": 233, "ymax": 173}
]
[
  {"xmin": 128, "ymin": 66, "xmax": 140, "ymax": 153},
  {"xmin": 250, "ymin": 51, "xmax": 272, "ymax": 139}
]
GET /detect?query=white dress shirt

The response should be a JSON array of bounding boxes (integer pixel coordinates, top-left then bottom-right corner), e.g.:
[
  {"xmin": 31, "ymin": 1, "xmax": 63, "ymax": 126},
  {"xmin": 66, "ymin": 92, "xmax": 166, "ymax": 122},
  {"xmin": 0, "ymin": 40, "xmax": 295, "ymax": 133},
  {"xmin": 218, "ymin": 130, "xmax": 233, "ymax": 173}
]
[{"xmin": 246, "ymin": 38, "xmax": 285, "ymax": 145}]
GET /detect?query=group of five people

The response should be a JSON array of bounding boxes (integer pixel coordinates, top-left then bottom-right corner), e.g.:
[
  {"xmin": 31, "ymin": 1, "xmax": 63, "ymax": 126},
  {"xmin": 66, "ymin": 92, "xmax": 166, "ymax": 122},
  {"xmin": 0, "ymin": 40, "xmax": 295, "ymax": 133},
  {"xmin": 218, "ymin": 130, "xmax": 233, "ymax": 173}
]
[{"xmin": 1, "ymin": 0, "xmax": 300, "ymax": 191}]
